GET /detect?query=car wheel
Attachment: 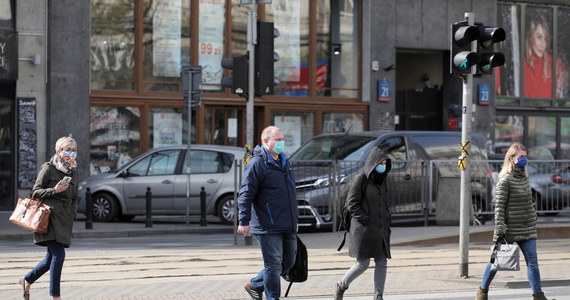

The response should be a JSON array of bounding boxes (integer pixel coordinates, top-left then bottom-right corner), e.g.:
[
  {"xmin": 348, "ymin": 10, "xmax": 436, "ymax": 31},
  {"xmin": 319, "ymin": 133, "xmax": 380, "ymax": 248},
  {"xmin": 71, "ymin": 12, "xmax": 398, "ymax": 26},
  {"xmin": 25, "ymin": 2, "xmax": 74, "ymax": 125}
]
[
  {"xmin": 217, "ymin": 195, "xmax": 235, "ymax": 225},
  {"xmin": 92, "ymin": 193, "xmax": 119, "ymax": 222}
]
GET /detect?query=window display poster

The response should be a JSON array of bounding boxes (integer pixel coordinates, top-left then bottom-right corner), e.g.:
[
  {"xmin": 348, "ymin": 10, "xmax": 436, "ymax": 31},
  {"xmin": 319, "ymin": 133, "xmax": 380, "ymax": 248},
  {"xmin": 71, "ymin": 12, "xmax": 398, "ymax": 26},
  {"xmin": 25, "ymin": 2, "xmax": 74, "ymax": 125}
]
[
  {"xmin": 273, "ymin": 0, "xmax": 301, "ymax": 82},
  {"xmin": 275, "ymin": 116, "xmax": 301, "ymax": 155},
  {"xmin": 154, "ymin": 112, "xmax": 183, "ymax": 147},
  {"xmin": 199, "ymin": 0, "xmax": 225, "ymax": 90},
  {"xmin": 153, "ymin": 0, "xmax": 182, "ymax": 77}
]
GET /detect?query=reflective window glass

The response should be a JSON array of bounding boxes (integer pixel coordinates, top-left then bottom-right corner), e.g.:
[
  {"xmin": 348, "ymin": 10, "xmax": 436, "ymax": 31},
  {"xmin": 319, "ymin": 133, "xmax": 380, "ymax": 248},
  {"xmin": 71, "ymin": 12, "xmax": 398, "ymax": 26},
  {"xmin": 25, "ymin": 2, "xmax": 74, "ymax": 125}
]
[
  {"xmin": 265, "ymin": 0, "xmax": 310, "ymax": 96},
  {"xmin": 199, "ymin": 0, "xmax": 225, "ymax": 91},
  {"xmin": 183, "ymin": 150, "xmax": 233, "ymax": 174},
  {"xmin": 90, "ymin": 106, "xmax": 141, "ymax": 175},
  {"xmin": 147, "ymin": 150, "xmax": 180, "ymax": 175},
  {"xmin": 322, "ymin": 112, "xmax": 363, "ymax": 133},
  {"xmin": 149, "ymin": 107, "xmax": 196, "ymax": 148},
  {"xmin": 556, "ymin": 8, "xmax": 570, "ymax": 100},
  {"xmin": 527, "ymin": 116, "xmax": 556, "ymax": 159},
  {"xmin": 143, "ymin": 0, "xmax": 191, "ymax": 92},
  {"xmin": 316, "ymin": 0, "xmax": 358, "ymax": 98},
  {"xmin": 562, "ymin": 117, "xmax": 570, "ymax": 159},
  {"xmin": 0, "ymin": 0, "xmax": 14, "ymax": 29},
  {"xmin": 271, "ymin": 111, "xmax": 314, "ymax": 156},
  {"xmin": 496, "ymin": 4, "xmax": 520, "ymax": 98},
  {"xmin": 494, "ymin": 115, "xmax": 524, "ymax": 154},
  {"xmin": 91, "ymin": 0, "xmax": 136, "ymax": 90}
]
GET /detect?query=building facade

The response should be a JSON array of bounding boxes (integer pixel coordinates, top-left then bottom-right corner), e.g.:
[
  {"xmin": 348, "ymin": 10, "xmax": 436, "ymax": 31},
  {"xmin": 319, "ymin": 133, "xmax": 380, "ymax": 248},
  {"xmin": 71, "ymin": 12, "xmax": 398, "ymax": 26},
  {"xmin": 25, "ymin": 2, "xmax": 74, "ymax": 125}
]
[{"xmin": 1, "ymin": 0, "xmax": 569, "ymax": 209}]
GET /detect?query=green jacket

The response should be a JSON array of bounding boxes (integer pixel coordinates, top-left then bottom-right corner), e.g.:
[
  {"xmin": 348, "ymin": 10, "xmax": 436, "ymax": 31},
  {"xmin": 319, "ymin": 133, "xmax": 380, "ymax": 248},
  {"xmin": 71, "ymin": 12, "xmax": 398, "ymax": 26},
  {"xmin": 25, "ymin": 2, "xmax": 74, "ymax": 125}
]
[
  {"xmin": 493, "ymin": 168, "xmax": 537, "ymax": 242},
  {"xmin": 32, "ymin": 160, "xmax": 78, "ymax": 248}
]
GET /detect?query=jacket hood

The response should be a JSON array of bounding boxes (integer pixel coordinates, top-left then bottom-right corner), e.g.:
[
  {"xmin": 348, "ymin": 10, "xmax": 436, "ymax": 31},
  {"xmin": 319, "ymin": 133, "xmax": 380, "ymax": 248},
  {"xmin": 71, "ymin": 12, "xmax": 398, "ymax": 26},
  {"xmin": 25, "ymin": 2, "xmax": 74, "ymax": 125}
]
[{"xmin": 363, "ymin": 146, "xmax": 391, "ymax": 178}]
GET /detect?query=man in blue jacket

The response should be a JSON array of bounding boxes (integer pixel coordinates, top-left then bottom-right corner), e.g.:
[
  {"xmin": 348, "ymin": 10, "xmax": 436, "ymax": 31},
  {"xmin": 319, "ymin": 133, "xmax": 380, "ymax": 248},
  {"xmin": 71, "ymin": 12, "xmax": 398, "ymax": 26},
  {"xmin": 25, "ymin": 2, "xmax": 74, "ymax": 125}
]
[{"xmin": 237, "ymin": 125, "xmax": 299, "ymax": 300}]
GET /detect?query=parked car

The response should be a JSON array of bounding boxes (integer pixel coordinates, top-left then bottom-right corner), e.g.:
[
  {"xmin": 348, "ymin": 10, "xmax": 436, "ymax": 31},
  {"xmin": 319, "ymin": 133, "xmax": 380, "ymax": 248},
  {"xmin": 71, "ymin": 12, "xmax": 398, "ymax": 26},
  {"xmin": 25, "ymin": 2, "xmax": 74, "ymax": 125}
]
[
  {"xmin": 489, "ymin": 150, "xmax": 569, "ymax": 214},
  {"xmin": 289, "ymin": 131, "xmax": 492, "ymax": 228},
  {"xmin": 77, "ymin": 145, "xmax": 244, "ymax": 223}
]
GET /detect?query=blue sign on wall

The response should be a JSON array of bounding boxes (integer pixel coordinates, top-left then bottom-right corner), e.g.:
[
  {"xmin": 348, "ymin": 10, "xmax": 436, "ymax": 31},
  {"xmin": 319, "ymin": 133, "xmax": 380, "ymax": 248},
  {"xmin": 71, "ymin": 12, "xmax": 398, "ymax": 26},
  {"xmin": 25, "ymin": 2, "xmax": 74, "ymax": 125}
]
[
  {"xmin": 478, "ymin": 84, "xmax": 490, "ymax": 105},
  {"xmin": 378, "ymin": 79, "xmax": 391, "ymax": 102}
]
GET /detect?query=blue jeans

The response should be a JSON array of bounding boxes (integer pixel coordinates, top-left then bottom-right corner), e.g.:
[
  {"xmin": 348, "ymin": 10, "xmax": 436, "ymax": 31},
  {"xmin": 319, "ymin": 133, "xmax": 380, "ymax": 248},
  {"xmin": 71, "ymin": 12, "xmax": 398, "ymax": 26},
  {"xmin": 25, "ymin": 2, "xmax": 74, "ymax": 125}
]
[
  {"xmin": 250, "ymin": 233, "xmax": 297, "ymax": 300},
  {"xmin": 25, "ymin": 240, "xmax": 66, "ymax": 297},
  {"xmin": 480, "ymin": 239, "xmax": 542, "ymax": 294}
]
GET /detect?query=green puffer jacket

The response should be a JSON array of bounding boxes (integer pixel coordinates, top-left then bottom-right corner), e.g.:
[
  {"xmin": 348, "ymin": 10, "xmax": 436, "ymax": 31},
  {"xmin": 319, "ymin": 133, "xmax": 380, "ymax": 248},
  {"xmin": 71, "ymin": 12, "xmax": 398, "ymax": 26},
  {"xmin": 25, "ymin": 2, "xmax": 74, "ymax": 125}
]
[{"xmin": 493, "ymin": 168, "xmax": 537, "ymax": 242}]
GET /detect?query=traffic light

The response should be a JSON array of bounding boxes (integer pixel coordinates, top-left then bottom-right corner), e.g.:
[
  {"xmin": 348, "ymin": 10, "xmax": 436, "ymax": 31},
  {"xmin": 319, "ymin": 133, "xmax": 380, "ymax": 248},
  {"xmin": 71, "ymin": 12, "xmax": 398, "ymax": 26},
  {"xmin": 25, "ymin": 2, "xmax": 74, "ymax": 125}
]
[
  {"xmin": 450, "ymin": 20, "xmax": 479, "ymax": 76},
  {"xmin": 221, "ymin": 54, "xmax": 248, "ymax": 98},
  {"xmin": 255, "ymin": 20, "xmax": 280, "ymax": 96},
  {"xmin": 477, "ymin": 25, "xmax": 505, "ymax": 75}
]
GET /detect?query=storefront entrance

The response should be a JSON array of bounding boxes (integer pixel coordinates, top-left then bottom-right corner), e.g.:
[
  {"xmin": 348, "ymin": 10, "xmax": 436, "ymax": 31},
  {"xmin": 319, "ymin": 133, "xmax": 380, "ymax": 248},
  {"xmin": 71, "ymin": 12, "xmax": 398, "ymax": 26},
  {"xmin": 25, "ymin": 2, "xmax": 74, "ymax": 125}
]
[{"xmin": 0, "ymin": 98, "xmax": 14, "ymax": 209}]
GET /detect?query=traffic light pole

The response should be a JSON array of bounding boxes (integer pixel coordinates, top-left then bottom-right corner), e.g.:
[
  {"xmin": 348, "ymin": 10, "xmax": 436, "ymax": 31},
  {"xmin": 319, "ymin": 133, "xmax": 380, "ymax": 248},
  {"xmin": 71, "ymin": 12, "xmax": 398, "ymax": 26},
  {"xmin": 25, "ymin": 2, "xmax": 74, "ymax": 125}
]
[
  {"xmin": 246, "ymin": 3, "xmax": 257, "ymax": 147},
  {"xmin": 459, "ymin": 12, "xmax": 474, "ymax": 278}
]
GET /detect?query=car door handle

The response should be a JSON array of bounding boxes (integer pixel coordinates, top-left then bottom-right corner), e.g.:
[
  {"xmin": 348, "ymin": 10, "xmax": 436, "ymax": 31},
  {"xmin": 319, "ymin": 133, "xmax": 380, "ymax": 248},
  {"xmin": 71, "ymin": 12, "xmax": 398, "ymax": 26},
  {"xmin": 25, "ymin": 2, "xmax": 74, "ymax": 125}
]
[
  {"xmin": 162, "ymin": 180, "xmax": 173, "ymax": 184},
  {"xmin": 403, "ymin": 174, "xmax": 412, "ymax": 180},
  {"xmin": 206, "ymin": 179, "xmax": 218, "ymax": 183}
]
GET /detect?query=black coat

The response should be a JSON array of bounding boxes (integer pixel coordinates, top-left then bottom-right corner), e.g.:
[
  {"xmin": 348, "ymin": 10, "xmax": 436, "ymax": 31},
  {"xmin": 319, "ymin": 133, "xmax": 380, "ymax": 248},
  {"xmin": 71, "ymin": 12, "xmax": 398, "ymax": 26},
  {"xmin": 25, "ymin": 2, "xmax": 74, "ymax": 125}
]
[{"xmin": 347, "ymin": 147, "xmax": 392, "ymax": 259}]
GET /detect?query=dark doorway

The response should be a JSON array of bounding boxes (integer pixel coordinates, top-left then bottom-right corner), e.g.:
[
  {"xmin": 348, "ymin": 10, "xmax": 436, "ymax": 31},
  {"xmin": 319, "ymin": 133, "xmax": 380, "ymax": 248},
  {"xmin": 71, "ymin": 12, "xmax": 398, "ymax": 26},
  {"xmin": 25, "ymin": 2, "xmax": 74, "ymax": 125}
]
[
  {"xmin": 0, "ymin": 83, "xmax": 15, "ymax": 209},
  {"xmin": 395, "ymin": 89, "xmax": 443, "ymax": 130}
]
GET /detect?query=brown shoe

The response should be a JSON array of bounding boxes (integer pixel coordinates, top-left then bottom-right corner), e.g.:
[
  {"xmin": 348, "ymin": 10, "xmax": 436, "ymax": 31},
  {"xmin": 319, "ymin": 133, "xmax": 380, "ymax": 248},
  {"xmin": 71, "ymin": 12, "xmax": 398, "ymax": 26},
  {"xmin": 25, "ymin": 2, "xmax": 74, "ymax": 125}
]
[
  {"xmin": 18, "ymin": 277, "xmax": 30, "ymax": 300},
  {"xmin": 475, "ymin": 287, "xmax": 488, "ymax": 300},
  {"xmin": 533, "ymin": 292, "xmax": 553, "ymax": 300}
]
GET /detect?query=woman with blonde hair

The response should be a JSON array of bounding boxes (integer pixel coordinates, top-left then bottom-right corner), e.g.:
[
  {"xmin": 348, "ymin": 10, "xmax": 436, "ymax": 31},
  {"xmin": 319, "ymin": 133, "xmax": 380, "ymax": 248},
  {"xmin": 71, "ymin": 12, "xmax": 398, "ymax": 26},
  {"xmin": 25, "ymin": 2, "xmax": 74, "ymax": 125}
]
[
  {"xmin": 475, "ymin": 143, "xmax": 551, "ymax": 300},
  {"xmin": 19, "ymin": 137, "xmax": 79, "ymax": 300}
]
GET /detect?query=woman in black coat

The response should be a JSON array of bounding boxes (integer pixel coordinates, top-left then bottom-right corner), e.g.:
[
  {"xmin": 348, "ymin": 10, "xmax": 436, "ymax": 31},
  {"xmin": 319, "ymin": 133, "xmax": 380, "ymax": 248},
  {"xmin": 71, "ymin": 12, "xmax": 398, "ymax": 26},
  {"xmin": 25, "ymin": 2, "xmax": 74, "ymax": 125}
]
[{"xmin": 334, "ymin": 147, "xmax": 392, "ymax": 300}]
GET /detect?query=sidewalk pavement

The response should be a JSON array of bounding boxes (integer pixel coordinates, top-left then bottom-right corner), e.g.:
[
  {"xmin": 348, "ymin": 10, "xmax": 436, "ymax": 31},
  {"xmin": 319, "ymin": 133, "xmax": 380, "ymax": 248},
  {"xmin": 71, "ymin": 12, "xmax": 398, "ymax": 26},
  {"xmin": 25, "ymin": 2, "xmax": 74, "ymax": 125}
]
[{"xmin": 2, "ymin": 211, "xmax": 570, "ymax": 300}]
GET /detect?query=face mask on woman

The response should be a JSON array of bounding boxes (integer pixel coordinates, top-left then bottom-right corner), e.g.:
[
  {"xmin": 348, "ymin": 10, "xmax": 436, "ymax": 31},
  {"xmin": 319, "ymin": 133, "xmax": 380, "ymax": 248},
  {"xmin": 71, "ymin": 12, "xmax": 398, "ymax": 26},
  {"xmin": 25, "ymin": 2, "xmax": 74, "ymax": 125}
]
[
  {"xmin": 62, "ymin": 151, "xmax": 77, "ymax": 163},
  {"xmin": 515, "ymin": 157, "xmax": 527, "ymax": 168},
  {"xmin": 375, "ymin": 164, "xmax": 386, "ymax": 174}
]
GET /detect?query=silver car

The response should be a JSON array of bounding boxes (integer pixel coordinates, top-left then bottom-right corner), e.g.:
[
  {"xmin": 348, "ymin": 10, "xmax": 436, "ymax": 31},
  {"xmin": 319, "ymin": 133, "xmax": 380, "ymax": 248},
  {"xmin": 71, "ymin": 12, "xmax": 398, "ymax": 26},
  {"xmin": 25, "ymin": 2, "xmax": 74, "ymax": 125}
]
[{"xmin": 77, "ymin": 145, "xmax": 244, "ymax": 223}]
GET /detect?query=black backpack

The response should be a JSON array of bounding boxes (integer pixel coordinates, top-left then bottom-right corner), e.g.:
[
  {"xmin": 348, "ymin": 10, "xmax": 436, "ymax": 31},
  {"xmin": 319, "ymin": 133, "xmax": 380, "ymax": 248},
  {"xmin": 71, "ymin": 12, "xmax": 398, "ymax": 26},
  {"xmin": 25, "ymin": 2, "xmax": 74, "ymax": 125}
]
[
  {"xmin": 337, "ymin": 173, "xmax": 367, "ymax": 251},
  {"xmin": 282, "ymin": 235, "xmax": 308, "ymax": 297}
]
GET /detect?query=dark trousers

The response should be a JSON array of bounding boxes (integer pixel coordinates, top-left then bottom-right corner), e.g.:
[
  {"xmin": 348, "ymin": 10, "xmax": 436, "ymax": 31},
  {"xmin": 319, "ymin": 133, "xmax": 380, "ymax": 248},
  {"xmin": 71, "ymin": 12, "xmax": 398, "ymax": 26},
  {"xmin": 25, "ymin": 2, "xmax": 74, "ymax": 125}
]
[{"xmin": 25, "ymin": 240, "xmax": 66, "ymax": 297}]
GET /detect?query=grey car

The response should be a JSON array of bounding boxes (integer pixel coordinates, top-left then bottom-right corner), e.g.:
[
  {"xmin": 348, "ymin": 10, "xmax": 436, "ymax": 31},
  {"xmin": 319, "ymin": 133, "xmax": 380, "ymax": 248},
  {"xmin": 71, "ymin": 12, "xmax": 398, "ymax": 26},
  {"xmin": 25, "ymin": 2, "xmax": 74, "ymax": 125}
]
[{"xmin": 77, "ymin": 145, "xmax": 244, "ymax": 223}]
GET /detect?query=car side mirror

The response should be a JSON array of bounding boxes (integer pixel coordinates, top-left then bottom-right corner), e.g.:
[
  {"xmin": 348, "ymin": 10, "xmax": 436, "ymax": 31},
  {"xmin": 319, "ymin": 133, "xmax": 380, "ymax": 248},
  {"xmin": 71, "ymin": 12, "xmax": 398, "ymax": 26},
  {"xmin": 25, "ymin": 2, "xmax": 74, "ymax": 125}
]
[{"xmin": 118, "ymin": 169, "xmax": 129, "ymax": 178}]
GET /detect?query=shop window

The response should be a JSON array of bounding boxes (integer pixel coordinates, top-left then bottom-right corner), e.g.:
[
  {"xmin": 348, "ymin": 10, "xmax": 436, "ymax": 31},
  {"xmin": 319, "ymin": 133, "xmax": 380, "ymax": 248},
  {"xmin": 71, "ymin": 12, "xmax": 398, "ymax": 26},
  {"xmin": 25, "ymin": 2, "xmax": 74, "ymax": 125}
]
[
  {"xmin": 562, "ymin": 117, "xmax": 570, "ymax": 159},
  {"xmin": 199, "ymin": 0, "xmax": 226, "ymax": 92},
  {"xmin": 143, "ymin": 0, "xmax": 191, "ymax": 92},
  {"xmin": 90, "ymin": 106, "xmax": 141, "ymax": 175},
  {"xmin": 496, "ymin": 4, "xmax": 519, "ymax": 98},
  {"xmin": 91, "ymin": 0, "xmax": 136, "ymax": 90},
  {"xmin": 322, "ymin": 112, "xmax": 363, "ymax": 134},
  {"xmin": 205, "ymin": 107, "xmax": 244, "ymax": 147},
  {"xmin": 527, "ymin": 116, "xmax": 556, "ymax": 159},
  {"xmin": 265, "ymin": 0, "xmax": 310, "ymax": 96},
  {"xmin": 494, "ymin": 115, "xmax": 524, "ymax": 154},
  {"xmin": 148, "ymin": 107, "xmax": 195, "ymax": 148},
  {"xmin": 557, "ymin": 8, "xmax": 570, "ymax": 101},
  {"xmin": 316, "ymin": 0, "xmax": 358, "ymax": 98},
  {"xmin": 0, "ymin": 0, "xmax": 14, "ymax": 29},
  {"xmin": 270, "ymin": 111, "xmax": 314, "ymax": 155}
]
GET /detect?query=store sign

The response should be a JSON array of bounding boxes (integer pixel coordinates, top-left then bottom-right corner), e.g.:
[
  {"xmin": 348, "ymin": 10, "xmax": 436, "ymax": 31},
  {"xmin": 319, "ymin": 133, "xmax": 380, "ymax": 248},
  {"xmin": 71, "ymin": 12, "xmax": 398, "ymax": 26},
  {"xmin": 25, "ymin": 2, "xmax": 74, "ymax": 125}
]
[{"xmin": 0, "ymin": 30, "xmax": 18, "ymax": 81}]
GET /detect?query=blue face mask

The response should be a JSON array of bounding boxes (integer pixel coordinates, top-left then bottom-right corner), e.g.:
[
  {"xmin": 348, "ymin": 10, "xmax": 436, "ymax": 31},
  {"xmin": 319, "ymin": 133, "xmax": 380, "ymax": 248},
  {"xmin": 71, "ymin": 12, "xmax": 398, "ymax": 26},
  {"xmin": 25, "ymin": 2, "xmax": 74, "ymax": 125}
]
[
  {"xmin": 515, "ymin": 157, "xmax": 527, "ymax": 168},
  {"xmin": 375, "ymin": 164, "xmax": 386, "ymax": 174},
  {"xmin": 273, "ymin": 141, "xmax": 285, "ymax": 155}
]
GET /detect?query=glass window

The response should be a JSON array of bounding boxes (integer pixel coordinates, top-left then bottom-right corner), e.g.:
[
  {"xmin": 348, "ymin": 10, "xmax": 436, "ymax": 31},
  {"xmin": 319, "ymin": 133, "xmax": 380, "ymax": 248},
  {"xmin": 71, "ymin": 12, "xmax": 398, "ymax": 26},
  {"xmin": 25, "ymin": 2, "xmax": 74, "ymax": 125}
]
[
  {"xmin": 199, "ymin": 0, "xmax": 225, "ymax": 91},
  {"xmin": 496, "ymin": 4, "xmax": 520, "ymax": 98},
  {"xmin": 271, "ymin": 111, "xmax": 314, "ymax": 156},
  {"xmin": 90, "ymin": 106, "xmax": 141, "ymax": 175},
  {"xmin": 183, "ymin": 150, "xmax": 233, "ymax": 174},
  {"xmin": 494, "ymin": 115, "xmax": 524, "ymax": 154},
  {"xmin": 0, "ymin": 0, "xmax": 14, "ymax": 29},
  {"xmin": 562, "ymin": 117, "xmax": 570, "ymax": 159},
  {"xmin": 322, "ymin": 112, "xmax": 363, "ymax": 133},
  {"xmin": 149, "ymin": 107, "xmax": 196, "ymax": 148},
  {"xmin": 147, "ymin": 150, "xmax": 180, "ymax": 175},
  {"xmin": 316, "ymin": 0, "xmax": 358, "ymax": 98},
  {"xmin": 91, "ymin": 0, "xmax": 136, "ymax": 91},
  {"xmin": 204, "ymin": 107, "xmax": 244, "ymax": 146},
  {"xmin": 143, "ymin": 0, "xmax": 191, "ymax": 92},
  {"xmin": 266, "ymin": 0, "xmax": 310, "ymax": 96},
  {"xmin": 527, "ymin": 116, "xmax": 556, "ymax": 159},
  {"xmin": 556, "ymin": 8, "xmax": 570, "ymax": 100},
  {"xmin": 289, "ymin": 135, "xmax": 376, "ymax": 161}
]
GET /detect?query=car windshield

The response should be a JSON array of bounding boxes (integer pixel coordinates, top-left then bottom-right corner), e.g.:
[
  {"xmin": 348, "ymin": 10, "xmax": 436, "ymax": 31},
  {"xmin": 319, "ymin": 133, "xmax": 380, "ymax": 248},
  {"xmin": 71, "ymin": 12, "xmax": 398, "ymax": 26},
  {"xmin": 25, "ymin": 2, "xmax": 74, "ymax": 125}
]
[{"xmin": 290, "ymin": 135, "xmax": 376, "ymax": 161}]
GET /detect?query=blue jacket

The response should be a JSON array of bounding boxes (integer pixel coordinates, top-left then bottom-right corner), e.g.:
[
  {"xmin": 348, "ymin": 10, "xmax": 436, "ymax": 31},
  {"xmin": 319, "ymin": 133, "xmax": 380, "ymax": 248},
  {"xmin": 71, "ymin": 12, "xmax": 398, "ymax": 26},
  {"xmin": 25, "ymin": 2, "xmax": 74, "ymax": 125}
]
[{"xmin": 238, "ymin": 145, "xmax": 298, "ymax": 234}]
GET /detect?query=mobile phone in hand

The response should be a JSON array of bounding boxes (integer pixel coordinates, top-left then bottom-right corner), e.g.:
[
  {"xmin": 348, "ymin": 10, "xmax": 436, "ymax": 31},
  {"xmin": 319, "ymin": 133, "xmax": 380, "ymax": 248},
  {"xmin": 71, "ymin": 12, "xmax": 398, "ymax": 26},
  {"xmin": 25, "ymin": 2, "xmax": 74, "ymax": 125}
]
[{"xmin": 62, "ymin": 176, "xmax": 72, "ymax": 183}]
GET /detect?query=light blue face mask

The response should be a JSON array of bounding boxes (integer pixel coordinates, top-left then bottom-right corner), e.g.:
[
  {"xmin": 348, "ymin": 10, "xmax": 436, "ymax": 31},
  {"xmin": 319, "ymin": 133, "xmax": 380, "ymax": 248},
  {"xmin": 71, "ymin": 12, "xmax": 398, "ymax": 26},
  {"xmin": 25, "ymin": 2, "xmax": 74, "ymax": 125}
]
[
  {"xmin": 375, "ymin": 164, "xmax": 386, "ymax": 174},
  {"xmin": 273, "ymin": 141, "xmax": 285, "ymax": 154}
]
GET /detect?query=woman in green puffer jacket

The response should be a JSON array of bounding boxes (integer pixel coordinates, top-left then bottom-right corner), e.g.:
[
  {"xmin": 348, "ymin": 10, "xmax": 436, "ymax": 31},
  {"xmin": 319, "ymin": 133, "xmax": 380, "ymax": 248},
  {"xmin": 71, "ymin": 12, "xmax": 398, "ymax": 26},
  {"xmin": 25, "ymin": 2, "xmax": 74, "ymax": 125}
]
[{"xmin": 475, "ymin": 143, "xmax": 551, "ymax": 300}]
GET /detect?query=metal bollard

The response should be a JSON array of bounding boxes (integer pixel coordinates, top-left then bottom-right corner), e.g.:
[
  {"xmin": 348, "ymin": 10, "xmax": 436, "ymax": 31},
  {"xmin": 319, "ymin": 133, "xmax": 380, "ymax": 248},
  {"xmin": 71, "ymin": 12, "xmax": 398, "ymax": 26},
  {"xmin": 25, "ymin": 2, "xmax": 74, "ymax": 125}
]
[
  {"xmin": 200, "ymin": 186, "xmax": 207, "ymax": 227},
  {"xmin": 145, "ymin": 186, "xmax": 152, "ymax": 228},
  {"xmin": 85, "ymin": 187, "xmax": 93, "ymax": 230}
]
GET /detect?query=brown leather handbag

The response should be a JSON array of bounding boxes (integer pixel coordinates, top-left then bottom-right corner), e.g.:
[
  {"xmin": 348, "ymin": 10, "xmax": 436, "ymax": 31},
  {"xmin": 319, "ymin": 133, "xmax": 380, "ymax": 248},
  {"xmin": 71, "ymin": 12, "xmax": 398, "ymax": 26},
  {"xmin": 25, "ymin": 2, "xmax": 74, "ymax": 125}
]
[{"xmin": 9, "ymin": 193, "xmax": 51, "ymax": 234}]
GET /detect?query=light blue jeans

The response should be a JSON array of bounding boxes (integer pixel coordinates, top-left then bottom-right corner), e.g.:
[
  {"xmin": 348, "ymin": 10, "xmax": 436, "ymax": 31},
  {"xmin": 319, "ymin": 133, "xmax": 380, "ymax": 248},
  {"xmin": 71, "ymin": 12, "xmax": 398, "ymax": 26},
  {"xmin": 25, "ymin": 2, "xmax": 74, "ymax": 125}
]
[
  {"xmin": 25, "ymin": 240, "xmax": 66, "ymax": 297},
  {"xmin": 480, "ymin": 239, "xmax": 542, "ymax": 294},
  {"xmin": 250, "ymin": 232, "xmax": 297, "ymax": 300}
]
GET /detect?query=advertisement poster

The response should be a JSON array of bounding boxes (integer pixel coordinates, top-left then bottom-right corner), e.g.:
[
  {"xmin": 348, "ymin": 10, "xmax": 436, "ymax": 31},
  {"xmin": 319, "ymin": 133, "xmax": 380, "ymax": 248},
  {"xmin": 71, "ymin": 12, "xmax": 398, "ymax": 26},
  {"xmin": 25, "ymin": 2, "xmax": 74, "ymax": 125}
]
[
  {"xmin": 275, "ymin": 116, "xmax": 301, "ymax": 155},
  {"xmin": 152, "ymin": 0, "xmax": 182, "ymax": 77},
  {"xmin": 199, "ymin": 0, "xmax": 225, "ymax": 90},
  {"xmin": 273, "ymin": 0, "xmax": 301, "ymax": 82},
  {"xmin": 153, "ymin": 112, "xmax": 183, "ymax": 147}
]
